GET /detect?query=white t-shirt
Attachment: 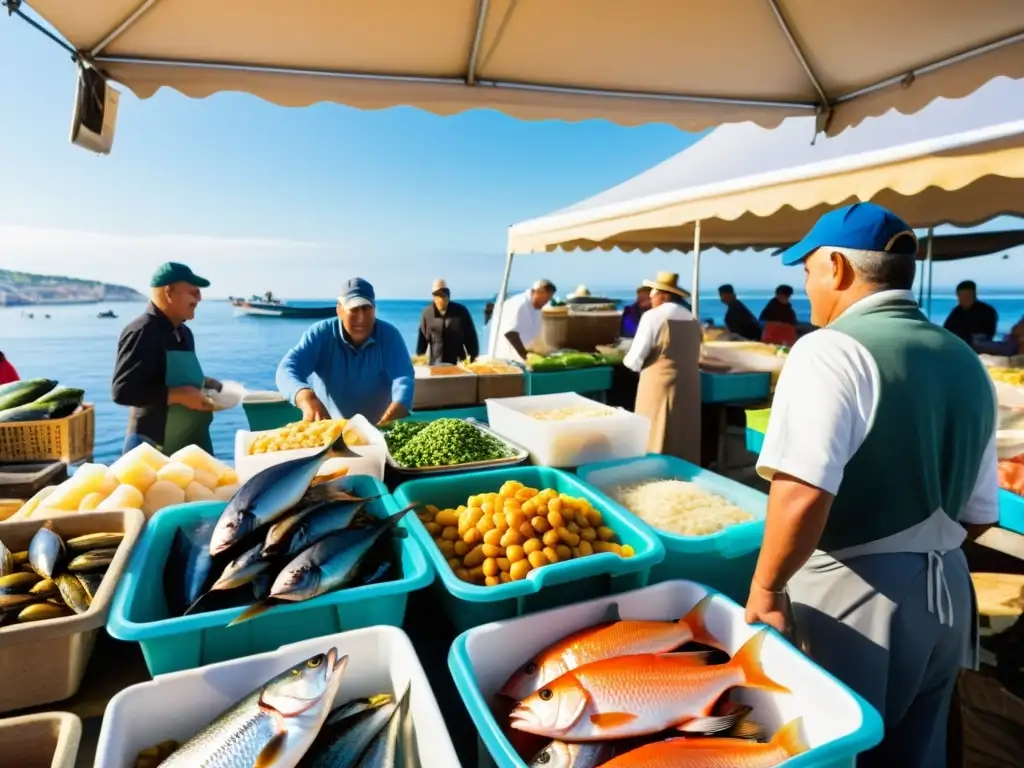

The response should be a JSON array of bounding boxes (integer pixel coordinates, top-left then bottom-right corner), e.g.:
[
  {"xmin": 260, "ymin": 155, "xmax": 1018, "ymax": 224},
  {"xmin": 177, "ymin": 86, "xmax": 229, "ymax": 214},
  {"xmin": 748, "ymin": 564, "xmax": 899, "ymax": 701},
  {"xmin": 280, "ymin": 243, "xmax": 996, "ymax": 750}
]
[
  {"xmin": 623, "ymin": 301, "xmax": 694, "ymax": 372},
  {"xmin": 490, "ymin": 291, "xmax": 543, "ymax": 361},
  {"xmin": 756, "ymin": 289, "xmax": 999, "ymax": 557}
]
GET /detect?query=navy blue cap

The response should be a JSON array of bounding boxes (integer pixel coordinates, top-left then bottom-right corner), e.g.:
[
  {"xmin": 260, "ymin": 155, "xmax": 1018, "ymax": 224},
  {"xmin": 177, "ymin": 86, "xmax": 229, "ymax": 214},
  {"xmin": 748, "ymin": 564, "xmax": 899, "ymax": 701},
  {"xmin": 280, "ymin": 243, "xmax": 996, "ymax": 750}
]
[
  {"xmin": 779, "ymin": 202, "xmax": 918, "ymax": 266},
  {"xmin": 338, "ymin": 277, "xmax": 375, "ymax": 310}
]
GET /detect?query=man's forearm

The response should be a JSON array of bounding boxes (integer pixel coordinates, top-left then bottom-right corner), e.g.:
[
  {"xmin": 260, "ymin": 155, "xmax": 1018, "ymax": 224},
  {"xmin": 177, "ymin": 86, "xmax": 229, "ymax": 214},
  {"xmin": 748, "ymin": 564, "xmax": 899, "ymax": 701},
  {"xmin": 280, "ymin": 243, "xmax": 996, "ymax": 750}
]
[
  {"xmin": 505, "ymin": 331, "xmax": 529, "ymax": 360},
  {"xmin": 378, "ymin": 401, "xmax": 409, "ymax": 425},
  {"xmin": 753, "ymin": 473, "xmax": 833, "ymax": 591}
]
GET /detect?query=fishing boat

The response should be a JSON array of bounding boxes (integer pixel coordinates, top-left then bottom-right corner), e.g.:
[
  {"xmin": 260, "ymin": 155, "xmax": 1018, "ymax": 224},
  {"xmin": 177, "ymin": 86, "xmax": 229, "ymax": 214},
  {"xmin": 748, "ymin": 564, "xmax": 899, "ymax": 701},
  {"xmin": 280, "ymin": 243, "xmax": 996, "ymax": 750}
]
[
  {"xmin": 233, "ymin": 292, "xmax": 335, "ymax": 319},
  {"xmin": 97, "ymin": 309, "xmax": 118, "ymax": 319}
]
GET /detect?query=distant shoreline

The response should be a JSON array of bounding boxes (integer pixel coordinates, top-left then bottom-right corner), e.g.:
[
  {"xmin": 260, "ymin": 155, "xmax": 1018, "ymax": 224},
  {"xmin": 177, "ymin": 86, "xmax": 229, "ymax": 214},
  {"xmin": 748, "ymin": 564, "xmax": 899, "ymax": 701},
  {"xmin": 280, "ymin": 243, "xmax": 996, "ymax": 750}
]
[{"xmin": 1, "ymin": 297, "xmax": 142, "ymax": 308}]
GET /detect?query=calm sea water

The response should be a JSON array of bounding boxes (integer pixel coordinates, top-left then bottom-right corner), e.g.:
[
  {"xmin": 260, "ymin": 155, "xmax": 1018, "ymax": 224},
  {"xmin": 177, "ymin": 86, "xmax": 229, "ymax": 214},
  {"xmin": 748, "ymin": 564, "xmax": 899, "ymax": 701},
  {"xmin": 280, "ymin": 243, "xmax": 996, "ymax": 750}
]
[{"xmin": 2, "ymin": 291, "xmax": 1022, "ymax": 465}]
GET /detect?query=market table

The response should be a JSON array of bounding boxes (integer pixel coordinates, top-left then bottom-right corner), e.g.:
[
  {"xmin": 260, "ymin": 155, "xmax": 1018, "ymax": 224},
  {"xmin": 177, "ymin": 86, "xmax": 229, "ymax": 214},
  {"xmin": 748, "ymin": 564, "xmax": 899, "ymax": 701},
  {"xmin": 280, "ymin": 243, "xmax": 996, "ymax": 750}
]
[
  {"xmin": 242, "ymin": 399, "xmax": 490, "ymax": 433},
  {"xmin": 524, "ymin": 366, "xmax": 613, "ymax": 401}
]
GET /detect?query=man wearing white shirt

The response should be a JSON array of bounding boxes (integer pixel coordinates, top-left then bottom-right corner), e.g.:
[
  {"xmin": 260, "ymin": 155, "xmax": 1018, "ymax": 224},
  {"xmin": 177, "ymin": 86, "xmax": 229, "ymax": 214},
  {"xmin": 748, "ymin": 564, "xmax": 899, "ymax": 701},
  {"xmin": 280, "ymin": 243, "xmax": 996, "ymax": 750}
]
[
  {"xmin": 490, "ymin": 279, "xmax": 556, "ymax": 361},
  {"xmin": 624, "ymin": 272, "xmax": 702, "ymax": 463},
  {"xmin": 746, "ymin": 203, "xmax": 997, "ymax": 767}
]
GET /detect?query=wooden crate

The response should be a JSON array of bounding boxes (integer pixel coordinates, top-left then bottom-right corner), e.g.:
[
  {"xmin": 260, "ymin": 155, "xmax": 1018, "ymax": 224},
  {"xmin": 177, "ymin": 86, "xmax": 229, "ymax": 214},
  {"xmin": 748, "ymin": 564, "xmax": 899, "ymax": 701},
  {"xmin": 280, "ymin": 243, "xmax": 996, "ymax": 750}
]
[
  {"xmin": 413, "ymin": 374, "xmax": 478, "ymax": 410},
  {"xmin": 476, "ymin": 372, "xmax": 525, "ymax": 402},
  {"xmin": 0, "ymin": 405, "xmax": 95, "ymax": 464}
]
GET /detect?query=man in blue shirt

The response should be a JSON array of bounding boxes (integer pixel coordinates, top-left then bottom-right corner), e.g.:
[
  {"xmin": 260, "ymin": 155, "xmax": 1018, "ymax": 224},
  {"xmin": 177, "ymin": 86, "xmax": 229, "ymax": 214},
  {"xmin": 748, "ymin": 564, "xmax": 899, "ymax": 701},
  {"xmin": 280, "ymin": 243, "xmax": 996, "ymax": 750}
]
[{"xmin": 276, "ymin": 277, "xmax": 415, "ymax": 425}]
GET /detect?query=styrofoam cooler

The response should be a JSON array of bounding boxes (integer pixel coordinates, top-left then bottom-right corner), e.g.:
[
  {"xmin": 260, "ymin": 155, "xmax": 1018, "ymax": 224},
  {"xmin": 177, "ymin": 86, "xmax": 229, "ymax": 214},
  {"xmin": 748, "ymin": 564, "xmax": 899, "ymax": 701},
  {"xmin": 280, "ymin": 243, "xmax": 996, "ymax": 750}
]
[
  {"xmin": 94, "ymin": 627, "xmax": 462, "ymax": 767},
  {"xmin": 234, "ymin": 413, "xmax": 388, "ymax": 482},
  {"xmin": 576, "ymin": 454, "xmax": 766, "ymax": 603},
  {"xmin": 485, "ymin": 393, "xmax": 650, "ymax": 467},
  {"xmin": 448, "ymin": 581, "xmax": 883, "ymax": 768}
]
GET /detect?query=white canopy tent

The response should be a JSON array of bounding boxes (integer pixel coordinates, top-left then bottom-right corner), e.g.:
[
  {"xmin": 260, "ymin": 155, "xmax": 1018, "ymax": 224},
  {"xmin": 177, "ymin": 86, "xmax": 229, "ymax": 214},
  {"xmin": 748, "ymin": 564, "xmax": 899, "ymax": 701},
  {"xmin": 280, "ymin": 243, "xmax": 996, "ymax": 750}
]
[
  {"xmin": 497, "ymin": 77, "xmax": 1024, "ymax": 338},
  {"xmin": 7, "ymin": 0, "xmax": 1024, "ymax": 139}
]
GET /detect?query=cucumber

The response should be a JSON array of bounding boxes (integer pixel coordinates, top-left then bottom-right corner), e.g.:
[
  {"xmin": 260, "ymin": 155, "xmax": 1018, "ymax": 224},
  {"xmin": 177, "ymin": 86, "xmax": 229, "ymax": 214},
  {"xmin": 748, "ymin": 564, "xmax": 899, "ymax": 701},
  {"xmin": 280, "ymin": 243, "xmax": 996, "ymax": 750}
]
[
  {"xmin": 32, "ymin": 386, "xmax": 85, "ymax": 415},
  {"xmin": 0, "ymin": 400, "xmax": 63, "ymax": 424},
  {"xmin": 0, "ymin": 379, "xmax": 57, "ymax": 412}
]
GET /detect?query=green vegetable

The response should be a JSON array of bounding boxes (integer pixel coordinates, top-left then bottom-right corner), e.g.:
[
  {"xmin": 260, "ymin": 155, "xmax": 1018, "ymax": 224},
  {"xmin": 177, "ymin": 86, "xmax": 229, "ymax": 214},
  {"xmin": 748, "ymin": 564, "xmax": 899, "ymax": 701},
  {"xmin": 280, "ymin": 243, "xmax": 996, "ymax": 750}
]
[
  {"xmin": 385, "ymin": 418, "xmax": 513, "ymax": 468},
  {"xmin": 0, "ymin": 378, "xmax": 57, "ymax": 412}
]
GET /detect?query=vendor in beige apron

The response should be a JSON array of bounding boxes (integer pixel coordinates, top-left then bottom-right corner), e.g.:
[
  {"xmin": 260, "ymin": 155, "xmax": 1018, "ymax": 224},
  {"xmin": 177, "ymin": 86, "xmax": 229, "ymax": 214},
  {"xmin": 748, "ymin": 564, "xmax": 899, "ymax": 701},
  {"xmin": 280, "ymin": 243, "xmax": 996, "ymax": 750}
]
[
  {"xmin": 745, "ymin": 204, "xmax": 997, "ymax": 767},
  {"xmin": 623, "ymin": 272, "xmax": 702, "ymax": 465},
  {"xmin": 112, "ymin": 263, "xmax": 218, "ymax": 457}
]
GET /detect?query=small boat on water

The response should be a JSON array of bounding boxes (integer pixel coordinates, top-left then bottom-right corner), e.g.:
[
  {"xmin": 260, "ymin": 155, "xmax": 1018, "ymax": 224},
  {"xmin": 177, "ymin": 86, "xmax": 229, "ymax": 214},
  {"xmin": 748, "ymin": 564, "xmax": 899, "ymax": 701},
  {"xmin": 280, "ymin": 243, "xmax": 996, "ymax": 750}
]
[
  {"xmin": 97, "ymin": 310, "xmax": 118, "ymax": 319},
  {"xmin": 232, "ymin": 291, "xmax": 335, "ymax": 319}
]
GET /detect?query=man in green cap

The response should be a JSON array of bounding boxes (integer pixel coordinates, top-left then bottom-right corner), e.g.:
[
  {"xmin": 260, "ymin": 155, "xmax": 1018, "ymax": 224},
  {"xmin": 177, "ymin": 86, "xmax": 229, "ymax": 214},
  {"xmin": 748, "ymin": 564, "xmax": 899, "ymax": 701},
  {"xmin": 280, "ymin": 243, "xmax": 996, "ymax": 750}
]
[{"xmin": 111, "ymin": 262, "xmax": 221, "ymax": 456}]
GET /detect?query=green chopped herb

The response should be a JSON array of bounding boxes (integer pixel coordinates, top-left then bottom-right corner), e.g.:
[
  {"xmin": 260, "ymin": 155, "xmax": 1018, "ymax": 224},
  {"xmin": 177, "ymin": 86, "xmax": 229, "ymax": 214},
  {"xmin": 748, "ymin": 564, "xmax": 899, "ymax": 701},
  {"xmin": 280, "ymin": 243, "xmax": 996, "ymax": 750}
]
[{"xmin": 385, "ymin": 418, "xmax": 513, "ymax": 468}]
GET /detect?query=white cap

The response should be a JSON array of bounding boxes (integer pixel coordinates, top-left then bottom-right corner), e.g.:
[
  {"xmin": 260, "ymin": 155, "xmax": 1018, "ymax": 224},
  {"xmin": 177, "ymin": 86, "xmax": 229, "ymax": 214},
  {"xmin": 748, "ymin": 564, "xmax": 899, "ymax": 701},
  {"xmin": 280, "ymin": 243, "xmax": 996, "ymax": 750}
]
[{"xmin": 431, "ymin": 279, "xmax": 449, "ymax": 295}]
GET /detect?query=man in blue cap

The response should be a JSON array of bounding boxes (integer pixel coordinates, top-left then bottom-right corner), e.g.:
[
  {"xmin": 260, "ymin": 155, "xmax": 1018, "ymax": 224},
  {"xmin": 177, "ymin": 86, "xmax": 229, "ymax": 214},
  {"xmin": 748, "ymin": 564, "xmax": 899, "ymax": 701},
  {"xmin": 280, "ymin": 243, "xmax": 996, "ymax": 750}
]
[
  {"xmin": 112, "ymin": 262, "xmax": 221, "ymax": 455},
  {"xmin": 745, "ymin": 203, "xmax": 998, "ymax": 766},
  {"xmin": 277, "ymin": 277, "xmax": 414, "ymax": 425}
]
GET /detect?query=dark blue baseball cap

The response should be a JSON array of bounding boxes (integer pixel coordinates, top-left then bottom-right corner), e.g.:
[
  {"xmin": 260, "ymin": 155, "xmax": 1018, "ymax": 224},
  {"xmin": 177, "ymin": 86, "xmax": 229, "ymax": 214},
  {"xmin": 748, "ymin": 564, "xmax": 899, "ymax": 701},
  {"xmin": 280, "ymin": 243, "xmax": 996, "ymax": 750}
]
[
  {"xmin": 338, "ymin": 277, "xmax": 376, "ymax": 310},
  {"xmin": 779, "ymin": 202, "xmax": 918, "ymax": 267}
]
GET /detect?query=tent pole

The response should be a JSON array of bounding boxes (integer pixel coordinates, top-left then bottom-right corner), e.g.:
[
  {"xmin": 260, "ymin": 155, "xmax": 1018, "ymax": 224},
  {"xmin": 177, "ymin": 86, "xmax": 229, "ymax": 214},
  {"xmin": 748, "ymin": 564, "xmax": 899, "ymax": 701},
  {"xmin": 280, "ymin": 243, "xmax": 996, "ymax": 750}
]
[
  {"xmin": 925, "ymin": 226, "xmax": 934, "ymax": 319},
  {"xmin": 691, "ymin": 220, "xmax": 702, "ymax": 321},
  {"xmin": 489, "ymin": 250, "xmax": 516, "ymax": 359}
]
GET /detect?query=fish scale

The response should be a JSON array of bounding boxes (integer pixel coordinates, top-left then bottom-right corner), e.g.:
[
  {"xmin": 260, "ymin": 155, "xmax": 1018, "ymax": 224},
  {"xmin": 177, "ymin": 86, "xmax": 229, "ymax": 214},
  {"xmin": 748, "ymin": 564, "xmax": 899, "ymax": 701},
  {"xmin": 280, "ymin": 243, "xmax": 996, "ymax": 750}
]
[
  {"xmin": 561, "ymin": 621, "xmax": 694, "ymax": 670},
  {"xmin": 158, "ymin": 691, "xmax": 282, "ymax": 767}
]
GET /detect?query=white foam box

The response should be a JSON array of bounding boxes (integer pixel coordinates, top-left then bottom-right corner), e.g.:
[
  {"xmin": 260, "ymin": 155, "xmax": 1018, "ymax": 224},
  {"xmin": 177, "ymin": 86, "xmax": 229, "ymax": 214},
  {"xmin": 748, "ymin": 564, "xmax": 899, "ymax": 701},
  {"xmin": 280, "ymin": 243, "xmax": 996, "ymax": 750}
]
[
  {"xmin": 233, "ymin": 413, "xmax": 387, "ymax": 483},
  {"xmin": 449, "ymin": 580, "xmax": 883, "ymax": 768},
  {"xmin": 94, "ymin": 626, "xmax": 461, "ymax": 767},
  {"xmin": 485, "ymin": 392, "xmax": 650, "ymax": 468}
]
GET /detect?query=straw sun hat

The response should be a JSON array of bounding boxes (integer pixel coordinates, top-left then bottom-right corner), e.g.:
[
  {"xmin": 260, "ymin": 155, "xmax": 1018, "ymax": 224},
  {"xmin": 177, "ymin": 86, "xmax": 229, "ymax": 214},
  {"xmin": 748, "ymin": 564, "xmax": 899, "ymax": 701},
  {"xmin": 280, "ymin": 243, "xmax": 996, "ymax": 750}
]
[{"xmin": 642, "ymin": 271, "xmax": 691, "ymax": 298}]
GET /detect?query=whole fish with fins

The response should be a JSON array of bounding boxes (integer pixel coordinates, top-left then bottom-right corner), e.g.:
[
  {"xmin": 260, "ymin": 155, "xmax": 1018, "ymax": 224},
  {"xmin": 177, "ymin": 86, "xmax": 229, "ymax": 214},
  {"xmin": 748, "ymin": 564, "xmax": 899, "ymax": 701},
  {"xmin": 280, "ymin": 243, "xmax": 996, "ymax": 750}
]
[
  {"xmin": 158, "ymin": 649, "xmax": 348, "ymax": 767},
  {"xmin": 209, "ymin": 435, "xmax": 362, "ymax": 556}
]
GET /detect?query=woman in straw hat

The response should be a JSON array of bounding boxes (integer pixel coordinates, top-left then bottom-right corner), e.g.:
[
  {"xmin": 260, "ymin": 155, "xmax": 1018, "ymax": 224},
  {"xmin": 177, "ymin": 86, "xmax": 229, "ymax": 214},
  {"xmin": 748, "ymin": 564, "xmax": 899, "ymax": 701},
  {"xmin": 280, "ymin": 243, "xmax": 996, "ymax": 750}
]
[{"xmin": 623, "ymin": 271, "xmax": 702, "ymax": 463}]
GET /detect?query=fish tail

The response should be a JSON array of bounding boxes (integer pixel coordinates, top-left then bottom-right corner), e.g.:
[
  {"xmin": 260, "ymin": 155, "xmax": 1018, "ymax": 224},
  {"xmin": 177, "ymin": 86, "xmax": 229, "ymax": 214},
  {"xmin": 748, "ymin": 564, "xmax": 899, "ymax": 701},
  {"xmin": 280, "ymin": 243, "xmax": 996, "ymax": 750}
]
[
  {"xmin": 679, "ymin": 594, "xmax": 719, "ymax": 648},
  {"xmin": 227, "ymin": 600, "xmax": 276, "ymax": 627},
  {"xmin": 769, "ymin": 717, "xmax": 809, "ymax": 756},
  {"xmin": 730, "ymin": 629, "xmax": 790, "ymax": 694}
]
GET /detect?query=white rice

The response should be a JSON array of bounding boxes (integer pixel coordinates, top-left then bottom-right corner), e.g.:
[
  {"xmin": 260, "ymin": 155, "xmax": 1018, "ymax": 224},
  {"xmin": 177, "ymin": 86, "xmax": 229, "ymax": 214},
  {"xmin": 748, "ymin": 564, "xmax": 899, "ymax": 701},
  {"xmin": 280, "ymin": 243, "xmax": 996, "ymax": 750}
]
[{"xmin": 610, "ymin": 478, "xmax": 754, "ymax": 536}]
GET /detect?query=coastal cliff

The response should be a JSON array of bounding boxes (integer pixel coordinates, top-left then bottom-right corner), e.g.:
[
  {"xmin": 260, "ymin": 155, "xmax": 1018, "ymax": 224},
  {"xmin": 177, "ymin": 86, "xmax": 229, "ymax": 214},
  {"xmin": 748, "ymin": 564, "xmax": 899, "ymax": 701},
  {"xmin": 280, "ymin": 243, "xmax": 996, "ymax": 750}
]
[{"xmin": 0, "ymin": 268, "xmax": 145, "ymax": 306}]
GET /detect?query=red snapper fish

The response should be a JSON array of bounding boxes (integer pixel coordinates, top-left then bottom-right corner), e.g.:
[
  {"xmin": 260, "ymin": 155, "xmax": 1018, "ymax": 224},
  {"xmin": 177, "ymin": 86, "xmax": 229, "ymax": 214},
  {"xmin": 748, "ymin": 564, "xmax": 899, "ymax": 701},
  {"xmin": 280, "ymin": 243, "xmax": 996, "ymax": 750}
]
[{"xmin": 510, "ymin": 629, "xmax": 788, "ymax": 742}]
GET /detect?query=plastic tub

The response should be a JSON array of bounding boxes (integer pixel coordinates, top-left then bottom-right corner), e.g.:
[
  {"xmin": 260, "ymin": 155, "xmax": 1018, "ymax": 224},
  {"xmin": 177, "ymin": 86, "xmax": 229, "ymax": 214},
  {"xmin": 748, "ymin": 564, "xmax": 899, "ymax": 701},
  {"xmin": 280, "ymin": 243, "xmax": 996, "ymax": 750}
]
[
  {"xmin": 746, "ymin": 427, "xmax": 766, "ymax": 455},
  {"xmin": 701, "ymin": 371, "xmax": 771, "ymax": 403},
  {"xmin": 486, "ymin": 393, "xmax": 650, "ymax": 468},
  {"xmin": 449, "ymin": 580, "xmax": 883, "ymax": 768},
  {"xmin": 524, "ymin": 367, "xmax": 613, "ymax": 396},
  {"xmin": 576, "ymin": 455, "xmax": 766, "ymax": 603},
  {"xmin": 240, "ymin": 391, "xmax": 302, "ymax": 432},
  {"xmin": 1000, "ymin": 489, "xmax": 1024, "ymax": 536},
  {"xmin": 94, "ymin": 627, "xmax": 461, "ymax": 768},
  {"xmin": 389, "ymin": 466, "xmax": 664, "ymax": 633},
  {"xmin": 234, "ymin": 413, "xmax": 388, "ymax": 483},
  {"xmin": 0, "ymin": 711, "xmax": 81, "ymax": 768},
  {"xmin": 0, "ymin": 510, "xmax": 145, "ymax": 713},
  {"xmin": 106, "ymin": 476, "xmax": 433, "ymax": 676}
]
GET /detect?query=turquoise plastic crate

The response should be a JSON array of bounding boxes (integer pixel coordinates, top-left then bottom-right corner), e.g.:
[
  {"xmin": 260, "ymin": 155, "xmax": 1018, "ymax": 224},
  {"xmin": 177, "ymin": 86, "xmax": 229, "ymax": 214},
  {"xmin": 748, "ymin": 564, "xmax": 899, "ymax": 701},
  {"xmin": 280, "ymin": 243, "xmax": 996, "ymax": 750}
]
[
  {"xmin": 389, "ymin": 466, "xmax": 664, "ymax": 633},
  {"xmin": 404, "ymin": 406, "xmax": 489, "ymax": 423},
  {"xmin": 1000, "ymin": 488, "xmax": 1024, "ymax": 535},
  {"xmin": 449, "ymin": 581, "xmax": 883, "ymax": 768},
  {"xmin": 576, "ymin": 454, "xmax": 766, "ymax": 604},
  {"xmin": 525, "ymin": 367, "xmax": 613, "ymax": 396},
  {"xmin": 242, "ymin": 399, "xmax": 302, "ymax": 431},
  {"xmin": 106, "ymin": 475, "xmax": 433, "ymax": 676},
  {"xmin": 701, "ymin": 371, "xmax": 771, "ymax": 404},
  {"xmin": 746, "ymin": 426, "xmax": 766, "ymax": 454}
]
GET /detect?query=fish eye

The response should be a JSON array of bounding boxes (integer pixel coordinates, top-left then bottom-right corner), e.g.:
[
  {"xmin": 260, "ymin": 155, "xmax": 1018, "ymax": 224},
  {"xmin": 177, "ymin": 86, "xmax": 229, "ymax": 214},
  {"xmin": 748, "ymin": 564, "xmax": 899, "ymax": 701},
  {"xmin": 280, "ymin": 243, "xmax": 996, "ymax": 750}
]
[
  {"xmin": 536, "ymin": 752, "xmax": 551, "ymax": 764},
  {"xmin": 524, "ymin": 662, "xmax": 537, "ymax": 674},
  {"xmin": 539, "ymin": 688, "xmax": 553, "ymax": 701},
  {"xmin": 307, "ymin": 657, "xmax": 322, "ymax": 668}
]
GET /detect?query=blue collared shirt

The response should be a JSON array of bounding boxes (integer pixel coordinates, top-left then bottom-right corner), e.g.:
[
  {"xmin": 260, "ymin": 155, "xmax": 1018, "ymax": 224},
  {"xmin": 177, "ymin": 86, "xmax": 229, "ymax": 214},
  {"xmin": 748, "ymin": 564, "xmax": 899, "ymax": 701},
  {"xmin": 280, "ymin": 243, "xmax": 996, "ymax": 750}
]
[{"xmin": 276, "ymin": 318, "xmax": 414, "ymax": 423}]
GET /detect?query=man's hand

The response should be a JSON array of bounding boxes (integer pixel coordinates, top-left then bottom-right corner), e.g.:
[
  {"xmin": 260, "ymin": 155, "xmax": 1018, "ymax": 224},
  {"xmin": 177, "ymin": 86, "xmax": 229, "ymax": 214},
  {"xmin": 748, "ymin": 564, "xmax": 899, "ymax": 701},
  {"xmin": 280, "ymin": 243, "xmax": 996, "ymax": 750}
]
[
  {"xmin": 745, "ymin": 581, "xmax": 791, "ymax": 635},
  {"xmin": 168, "ymin": 386, "xmax": 214, "ymax": 411},
  {"xmin": 296, "ymin": 388, "xmax": 330, "ymax": 422},
  {"xmin": 377, "ymin": 402, "xmax": 409, "ymax": 426}
]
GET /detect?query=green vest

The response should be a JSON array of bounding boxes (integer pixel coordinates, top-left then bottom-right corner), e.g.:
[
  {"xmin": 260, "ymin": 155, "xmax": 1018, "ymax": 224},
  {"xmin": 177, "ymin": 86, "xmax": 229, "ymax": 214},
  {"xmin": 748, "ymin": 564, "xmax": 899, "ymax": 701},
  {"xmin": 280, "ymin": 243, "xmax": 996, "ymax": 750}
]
[{"xmin": 821, "ymin": 298, "xmax": 994, "ymax": 552}]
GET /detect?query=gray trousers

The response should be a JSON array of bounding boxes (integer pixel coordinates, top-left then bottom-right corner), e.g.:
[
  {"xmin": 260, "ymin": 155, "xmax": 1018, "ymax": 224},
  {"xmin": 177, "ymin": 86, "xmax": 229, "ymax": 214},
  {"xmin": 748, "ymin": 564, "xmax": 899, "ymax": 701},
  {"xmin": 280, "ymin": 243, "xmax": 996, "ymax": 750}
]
[{"xmin": 788, "ymin": 548, "xmax": 975, "ymax": 768}]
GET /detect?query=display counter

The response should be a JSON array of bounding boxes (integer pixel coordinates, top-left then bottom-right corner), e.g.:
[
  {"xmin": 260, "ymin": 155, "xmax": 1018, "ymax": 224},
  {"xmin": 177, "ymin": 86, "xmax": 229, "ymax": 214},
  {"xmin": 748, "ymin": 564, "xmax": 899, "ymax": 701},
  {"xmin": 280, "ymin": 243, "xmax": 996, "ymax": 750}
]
[
  {"xmin": 242, "ymin": 398, "xmax": 490, "ymax": 433},
  {"xmin": 524, "ymin": 366, "xmax": 614, "ymax": 400}
]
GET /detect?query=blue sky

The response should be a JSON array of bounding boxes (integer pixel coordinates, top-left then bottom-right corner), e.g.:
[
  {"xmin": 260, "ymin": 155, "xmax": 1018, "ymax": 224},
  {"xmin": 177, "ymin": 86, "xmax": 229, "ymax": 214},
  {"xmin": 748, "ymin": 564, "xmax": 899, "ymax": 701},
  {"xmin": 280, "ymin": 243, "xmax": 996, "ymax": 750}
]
[{"xmin": 0, "ymin": 10, "xmax": 1021, "ymax": 301}]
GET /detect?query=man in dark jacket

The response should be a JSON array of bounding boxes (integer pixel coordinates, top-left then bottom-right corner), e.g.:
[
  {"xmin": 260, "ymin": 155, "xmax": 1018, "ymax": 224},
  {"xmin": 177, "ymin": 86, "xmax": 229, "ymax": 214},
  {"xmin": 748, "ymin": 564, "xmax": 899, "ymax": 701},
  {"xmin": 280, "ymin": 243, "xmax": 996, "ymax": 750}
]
[
  {"xmin": 718, "ymin": 284, "xmax": 762, "ymax": 340},
  {"xmin": 416, "ymin": 279, "xmax": 480, "ymax": 364},
  {"xmin": 759, "ymin": 284, "xmax": 799, "ymax": 325},
  {"xmin": 943, "ymin": 280, "xmax": 999, "ymax": 345}
]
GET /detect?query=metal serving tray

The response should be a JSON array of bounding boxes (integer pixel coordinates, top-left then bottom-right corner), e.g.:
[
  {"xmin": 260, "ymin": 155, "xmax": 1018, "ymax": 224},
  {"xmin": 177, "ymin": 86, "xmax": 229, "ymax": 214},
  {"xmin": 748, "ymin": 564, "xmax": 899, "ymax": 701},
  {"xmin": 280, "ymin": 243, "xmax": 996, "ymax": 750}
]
[{"xmin": 384, "ymin": 418, "xmax": 530, "ymax": 476}]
